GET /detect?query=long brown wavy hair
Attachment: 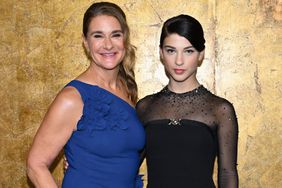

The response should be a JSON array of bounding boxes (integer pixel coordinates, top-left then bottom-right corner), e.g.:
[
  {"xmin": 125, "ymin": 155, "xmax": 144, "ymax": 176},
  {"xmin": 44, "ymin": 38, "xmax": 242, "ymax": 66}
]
[{"xmin": 83, "ymin": 2, "xmax": 138, "ymax": 104}]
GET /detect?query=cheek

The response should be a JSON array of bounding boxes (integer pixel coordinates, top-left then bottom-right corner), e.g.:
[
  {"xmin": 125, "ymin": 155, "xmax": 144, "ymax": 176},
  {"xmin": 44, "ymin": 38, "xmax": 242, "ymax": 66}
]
[
  {"xmin": 118, "ymin": 42, "xmax": 125, "ymax": 50},
  {"xmin": 112, "ymin": 38, "xmax": 125, "ymax": 49},
  {"xmin": 117, "ymin": 41, "xmax": 126, "ymax": 58},
  {"xmin": 88, "ymin": 41, "xmax": 101, "ymax": 51},
  {"xmin": 163, "ymin": 54, "xmax": 175, "ymax": 65},
  {"xmin": 184, "ymin": 56, "xmax": 199, "ymax": 66}
]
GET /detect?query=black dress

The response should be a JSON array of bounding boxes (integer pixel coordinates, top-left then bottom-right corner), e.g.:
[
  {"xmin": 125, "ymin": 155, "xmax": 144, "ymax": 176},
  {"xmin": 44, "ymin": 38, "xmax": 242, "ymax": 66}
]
[{"xmin": 136, "ymin": 85, "xmax": 238, "ymax": 188}]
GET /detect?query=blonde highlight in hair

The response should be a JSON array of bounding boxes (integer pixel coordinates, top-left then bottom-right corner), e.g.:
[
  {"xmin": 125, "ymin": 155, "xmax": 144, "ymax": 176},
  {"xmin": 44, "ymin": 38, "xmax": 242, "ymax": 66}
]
[
  {"xmin": 119, "ymin": 38, "xmax": 138, "ymax": 104},
  {"xmin": 83, "ymin": 2, "xmax": 138, "ymax": 104}
]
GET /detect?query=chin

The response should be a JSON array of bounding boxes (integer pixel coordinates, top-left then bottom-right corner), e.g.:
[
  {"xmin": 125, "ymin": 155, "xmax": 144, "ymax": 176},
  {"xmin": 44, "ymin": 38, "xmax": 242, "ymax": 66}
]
[{"xmin": 104, "ymin": 64, "xmax": 121, "ymax": 70}]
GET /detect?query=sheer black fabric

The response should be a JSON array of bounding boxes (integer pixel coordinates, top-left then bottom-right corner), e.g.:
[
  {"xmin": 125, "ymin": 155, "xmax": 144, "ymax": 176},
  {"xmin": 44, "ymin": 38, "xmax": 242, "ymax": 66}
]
[{"xmin": 136, "ymin": 85, "xmax": 238, "ymax": 188}]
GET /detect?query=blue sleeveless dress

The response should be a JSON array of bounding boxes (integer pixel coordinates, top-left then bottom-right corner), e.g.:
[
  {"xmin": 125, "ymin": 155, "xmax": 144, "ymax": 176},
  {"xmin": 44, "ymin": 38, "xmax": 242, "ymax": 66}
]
[{"xmin": 62, "ymin": 80, "xmax": 145, "ymax": 188}]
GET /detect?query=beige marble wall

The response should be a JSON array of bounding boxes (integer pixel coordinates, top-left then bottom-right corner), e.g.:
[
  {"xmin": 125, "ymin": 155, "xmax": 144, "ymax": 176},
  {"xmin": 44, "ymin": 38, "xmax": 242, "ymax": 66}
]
[{"xmin": 0, "ymin": 0, "xmax": 281, "ymax": 187}]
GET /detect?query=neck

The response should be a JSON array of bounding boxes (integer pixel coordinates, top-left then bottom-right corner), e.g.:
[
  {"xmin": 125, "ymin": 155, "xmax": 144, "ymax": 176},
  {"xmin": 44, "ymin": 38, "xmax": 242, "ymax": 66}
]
[
  {"xmin": 168, "ymin": 79, "xmax": 200, "ymax": 94},
  {"xmin": 85, "ymin": 64, "xmax": 120, "ymax": 90}
]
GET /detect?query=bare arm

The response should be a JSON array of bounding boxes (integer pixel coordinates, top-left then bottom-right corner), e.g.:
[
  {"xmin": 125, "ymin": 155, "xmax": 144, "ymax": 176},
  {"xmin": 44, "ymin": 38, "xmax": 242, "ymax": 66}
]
[
  {"xmin": 27, "ymin": 86, "xmax": 82, "ymax": 188},
  {"xmin": 217, "ymin": 101, "xmax": 239, "ymax": 188}
]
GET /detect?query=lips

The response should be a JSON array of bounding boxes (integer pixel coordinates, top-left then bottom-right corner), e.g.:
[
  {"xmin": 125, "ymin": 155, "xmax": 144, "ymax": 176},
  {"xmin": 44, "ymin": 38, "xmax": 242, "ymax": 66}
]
[
  {"xmin": 100, "ymin": 52, "xmax": 116, "ymax": 57},
  {"xmin": 174, "ymin": 68, "xmax": 185, "ymax": 74}
]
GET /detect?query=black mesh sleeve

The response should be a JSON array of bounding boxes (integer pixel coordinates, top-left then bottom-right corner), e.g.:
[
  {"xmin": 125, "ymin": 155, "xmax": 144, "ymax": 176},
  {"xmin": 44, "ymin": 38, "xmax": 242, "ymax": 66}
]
[{"xmin": 216, "ymin": 101, "xmax": 239, "ymax": 188}]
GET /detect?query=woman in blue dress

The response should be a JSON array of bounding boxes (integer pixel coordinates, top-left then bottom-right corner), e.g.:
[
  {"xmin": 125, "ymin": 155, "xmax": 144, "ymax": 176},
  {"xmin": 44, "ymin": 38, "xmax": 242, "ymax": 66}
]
[{"xmin": 27, "ymin": 2, "xmax": 145, "ymax": 188}]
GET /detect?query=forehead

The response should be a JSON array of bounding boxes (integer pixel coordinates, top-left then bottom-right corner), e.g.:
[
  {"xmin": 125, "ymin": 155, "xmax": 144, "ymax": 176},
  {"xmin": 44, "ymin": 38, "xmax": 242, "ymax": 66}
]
[
  {"xmin": 88, "ymin": 15, "xmax": 122, "ymax": 32},
  {"xmin": 163, "ymin": 33, "xmax": 192, "ymax": 47}
]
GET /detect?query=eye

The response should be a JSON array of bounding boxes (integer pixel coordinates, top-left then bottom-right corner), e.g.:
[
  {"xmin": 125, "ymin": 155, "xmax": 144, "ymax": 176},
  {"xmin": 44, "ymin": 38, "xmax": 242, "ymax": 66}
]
[
  {"xmin": 184, "ymin": 49, "xmax": 195, "ymax": 54},
  {"xmin": 112, "ymin": 32, "xmax": 123, "ymax": 38},
  {"xmin": 165, "ymin": 48, "xmax": 175, "ymax": 54},
  {"xmin": 93, "ymin": 34, "xmax": 103, "ymax": 38},
  {"xmin": 111, "ymin": 31, "xmax": 123, "ymax": 38}
]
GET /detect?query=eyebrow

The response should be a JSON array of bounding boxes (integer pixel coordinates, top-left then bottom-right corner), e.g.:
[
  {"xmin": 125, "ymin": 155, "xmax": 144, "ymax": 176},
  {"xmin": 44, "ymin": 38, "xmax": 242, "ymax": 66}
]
[
  {"xmin": 164, "ymin": 45, "xmax": 194, "ymax": 49},
  {"xmin": 112, "ymin": 30, "xmax": 123, "ymax": 34},
  {"xmin": 89, "ymin": 30, "xmax": 123, "ymax": 36}
]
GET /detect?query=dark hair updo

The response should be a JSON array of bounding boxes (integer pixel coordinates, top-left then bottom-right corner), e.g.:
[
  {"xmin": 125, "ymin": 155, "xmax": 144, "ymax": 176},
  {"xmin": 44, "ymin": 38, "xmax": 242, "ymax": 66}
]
[{"xmin": 160, "ymin": 14, "xmax": 205, "ymax": 52}]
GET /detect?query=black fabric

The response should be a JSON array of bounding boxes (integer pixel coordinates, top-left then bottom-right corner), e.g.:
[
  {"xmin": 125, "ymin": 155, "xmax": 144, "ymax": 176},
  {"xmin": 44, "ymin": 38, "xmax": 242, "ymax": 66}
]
[{"xmin": 136, "ymin": 85, "xmax": 238, "ymax": 188}]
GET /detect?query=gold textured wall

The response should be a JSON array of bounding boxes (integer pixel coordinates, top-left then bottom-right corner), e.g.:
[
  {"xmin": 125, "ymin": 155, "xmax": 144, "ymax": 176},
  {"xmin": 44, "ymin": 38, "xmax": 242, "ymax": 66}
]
[{"xmin": 0, "ymin": 0, "xmax": 281, "ymax": 187}]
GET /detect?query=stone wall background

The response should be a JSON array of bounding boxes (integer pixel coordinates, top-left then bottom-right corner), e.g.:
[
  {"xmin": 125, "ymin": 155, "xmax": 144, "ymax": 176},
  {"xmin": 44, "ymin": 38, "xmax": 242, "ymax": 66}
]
[{"xmin": 0, "ymin": 0, "xmax": 281, "ymax": 187}]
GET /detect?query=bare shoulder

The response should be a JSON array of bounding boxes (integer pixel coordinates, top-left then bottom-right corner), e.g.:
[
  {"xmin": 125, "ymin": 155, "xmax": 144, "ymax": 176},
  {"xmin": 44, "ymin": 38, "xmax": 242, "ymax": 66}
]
[
  {"xmin": 42, "ymin": 86, "xmax": 83, "ymax": 129},
  {"xmin": 52, "ymin": 86, "xmax": 83, "ymax": 109}
]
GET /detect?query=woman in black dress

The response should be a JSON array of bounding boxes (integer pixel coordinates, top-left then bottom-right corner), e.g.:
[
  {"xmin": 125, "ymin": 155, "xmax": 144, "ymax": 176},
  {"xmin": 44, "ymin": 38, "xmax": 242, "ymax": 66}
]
[{"xmin": 136, "ymin": 14, "xmax": 239, "ymax": 188}]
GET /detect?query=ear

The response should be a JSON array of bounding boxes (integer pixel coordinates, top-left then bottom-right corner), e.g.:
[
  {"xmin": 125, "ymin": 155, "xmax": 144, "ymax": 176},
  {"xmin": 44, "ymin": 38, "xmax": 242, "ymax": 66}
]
[
  {"xmin": 82, "ymin": 34, "xmax": 89, "ymax": 52},
  {"xmin": 159, "ymin": 46, "xmax": 164, "ymax": 64},
  {"xmin": 198, "ymin": 50, "xmax": 205, "ymax": 66},
  {"xmin": 198, "ymin": 50, "xmax": 205, "ymax": 61},
  {"xmin": 82, "ymin": 34, "xmax": 92, "ymax": 59}
]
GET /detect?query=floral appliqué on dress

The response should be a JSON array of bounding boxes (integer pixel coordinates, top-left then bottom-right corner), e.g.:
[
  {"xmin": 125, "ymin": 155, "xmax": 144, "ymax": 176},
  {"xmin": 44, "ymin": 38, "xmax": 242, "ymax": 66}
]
[{"xmin": 77, "ymin": 89, "xmax": 129, "ymax": 135}]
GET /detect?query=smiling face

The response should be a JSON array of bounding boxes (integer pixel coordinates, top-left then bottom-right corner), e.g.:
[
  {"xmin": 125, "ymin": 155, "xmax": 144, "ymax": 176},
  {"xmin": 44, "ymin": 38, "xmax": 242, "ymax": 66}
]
[
  {"xmin": 83, "ymin": 15, "xmax": 125, "ymax": 71},
  {"xmin": 160, "ymin": 33, "xmax": 204, "ymax": 86}
]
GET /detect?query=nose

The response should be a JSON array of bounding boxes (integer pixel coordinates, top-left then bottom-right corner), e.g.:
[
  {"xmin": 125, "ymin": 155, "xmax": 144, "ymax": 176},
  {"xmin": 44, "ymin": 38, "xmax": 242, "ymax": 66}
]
[
  {"xmin": 175, "ymin": 53, "xmax": 184, "ymax": 66},
  {"xmin": 104, "ymin": 37, "xmax": 113, "ymax": 50}
]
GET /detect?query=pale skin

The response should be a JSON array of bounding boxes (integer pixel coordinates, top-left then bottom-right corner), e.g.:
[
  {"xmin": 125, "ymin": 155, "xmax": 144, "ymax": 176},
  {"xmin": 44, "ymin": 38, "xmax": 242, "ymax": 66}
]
[
  {"xmin": 160, "ymin": 33, "xmax": 204, "ymax": 93},
  {"xmin": 27, "ymin": 15, "xmax": 131, "ymax": 187}
]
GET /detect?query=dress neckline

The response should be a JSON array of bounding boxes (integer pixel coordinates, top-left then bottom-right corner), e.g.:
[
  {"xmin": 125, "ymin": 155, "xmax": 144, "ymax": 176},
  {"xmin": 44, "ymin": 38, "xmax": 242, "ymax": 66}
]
[
  {"xmin": 162, "ymin": 85, "xmax": 208, "ymax": 97},
  {"xmin": 72, "ymin": 80, "xmax": 136, "ymax": 110}
]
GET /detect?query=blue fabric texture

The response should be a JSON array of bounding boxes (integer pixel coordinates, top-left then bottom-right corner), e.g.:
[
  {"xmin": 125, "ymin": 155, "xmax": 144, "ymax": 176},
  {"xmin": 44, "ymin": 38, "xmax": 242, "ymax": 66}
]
[{"xmin": 62, "ymin": 80, "xmax": 145, "ymax": 188}]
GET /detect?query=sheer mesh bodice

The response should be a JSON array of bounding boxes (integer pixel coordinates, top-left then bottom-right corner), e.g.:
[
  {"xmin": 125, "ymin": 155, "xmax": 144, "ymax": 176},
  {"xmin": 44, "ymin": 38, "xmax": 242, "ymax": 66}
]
[{"xmin": 136, "ymin": 85, "xmax": 238, "ymax": 188}]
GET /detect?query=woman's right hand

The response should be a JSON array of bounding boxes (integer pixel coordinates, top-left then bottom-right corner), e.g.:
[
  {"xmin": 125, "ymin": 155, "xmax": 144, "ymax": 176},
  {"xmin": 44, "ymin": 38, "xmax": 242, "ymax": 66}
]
[{"xmin": 63, "ymin": 155, "xmax": 69, "ymax": 172}]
